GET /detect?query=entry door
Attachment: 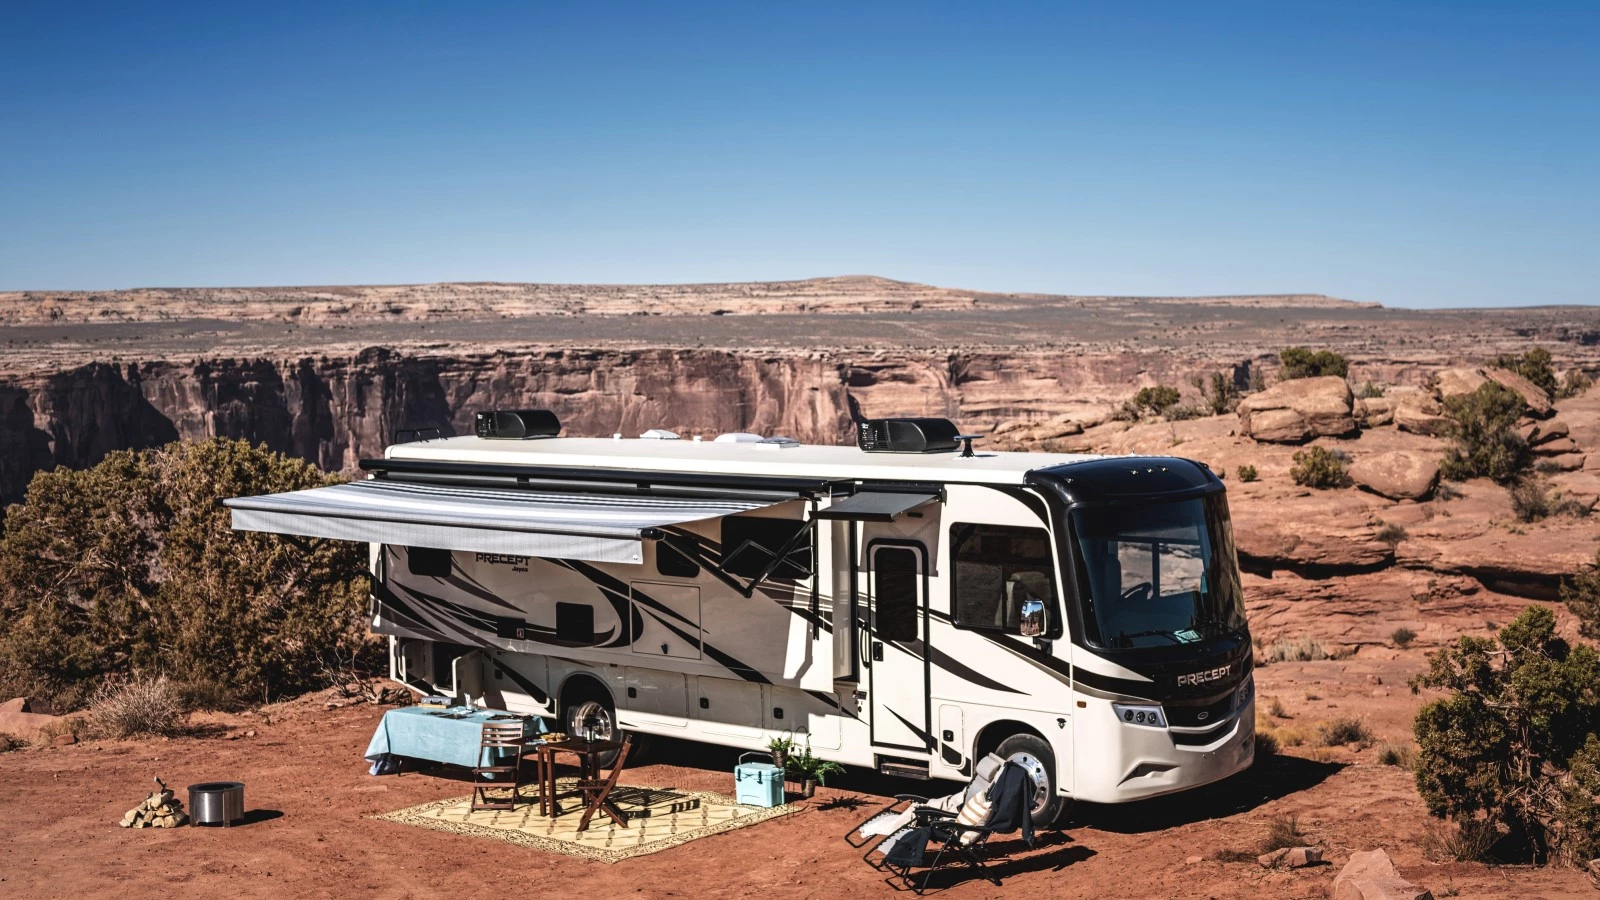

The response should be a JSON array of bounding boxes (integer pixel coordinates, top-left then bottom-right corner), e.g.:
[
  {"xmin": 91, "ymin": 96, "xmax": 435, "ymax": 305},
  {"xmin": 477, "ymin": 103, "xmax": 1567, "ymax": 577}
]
[{"xmin": 866, "ymin": 542, "xmax": 930, "ymax": 751}]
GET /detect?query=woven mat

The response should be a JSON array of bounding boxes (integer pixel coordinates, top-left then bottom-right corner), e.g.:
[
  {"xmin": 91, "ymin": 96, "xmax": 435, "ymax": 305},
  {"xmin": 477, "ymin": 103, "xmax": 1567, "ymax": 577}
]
[{"xmin": 375, "ymin": 778, "xmax": 798, "ymax": 863}]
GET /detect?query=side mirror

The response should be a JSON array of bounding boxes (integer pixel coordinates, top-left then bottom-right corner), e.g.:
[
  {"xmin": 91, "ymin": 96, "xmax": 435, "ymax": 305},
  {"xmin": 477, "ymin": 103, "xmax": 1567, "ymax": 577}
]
[{"xmin": 1019, "ymin": 598, "xmax": 1045, "ymax": 637}]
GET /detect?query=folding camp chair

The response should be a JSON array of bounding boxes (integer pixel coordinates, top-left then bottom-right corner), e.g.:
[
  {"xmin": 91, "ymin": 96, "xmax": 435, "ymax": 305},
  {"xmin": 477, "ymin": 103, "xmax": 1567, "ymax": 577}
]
[
  {"xmin": 847, "ymin": 755, "xmax": 1034, "ymax": 894},
  {"xmin": 470, "ymin": 720, "xmax": 532, "ymax": 812},
  {"xmin": 575, "ymin": 734, "xmax": 633, "ymax": 832}
]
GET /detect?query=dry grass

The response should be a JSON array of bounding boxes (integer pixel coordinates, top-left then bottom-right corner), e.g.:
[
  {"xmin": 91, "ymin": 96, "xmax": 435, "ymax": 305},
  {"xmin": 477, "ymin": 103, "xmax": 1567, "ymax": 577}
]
[
  {"xmin": 1377, "ymin": 743, "xmax": 1417, "ymax": 769},
  {"xmin": 88, "ymin": 676, "xmax": 189, "ymax": 739},
  {"xmin": 1215, "ymin": 813, "xmax": 1307, "ymax": 863},
  {"xmin": 1423, "ymin": 820, "xmax": 1500, "ymax": 862},
  {"xmin": 1263, "ymin": 637, "xmax": 1352, "ymax": 663},
  {"xmin": 1318, "ymin": 717, "xmax": 1375, "ymax": 748},
  {"xmin": 0, "ymin": 732, "xmax": 24, "ymax": 753}
]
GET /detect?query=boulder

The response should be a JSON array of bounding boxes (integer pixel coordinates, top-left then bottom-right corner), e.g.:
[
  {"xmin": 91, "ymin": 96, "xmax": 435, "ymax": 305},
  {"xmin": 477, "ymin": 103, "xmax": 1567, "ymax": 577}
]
[
  {"xmin": 1433, "ymin": 367, "xmax": 1488, "ymax": 400},
  {"xmin": 0, "ymin": 697, "xmax": 29, "ymax": 714},
  {"xmin": 1394, "ymin": 397, "xmax": 1452, "ymax": 436},
  {"xmin": 1485, "ymin": 368, "xmax": 1554, "ymax": 418},
  {"xmin": 1533, "ymin": 436, "xmax": 1579, "ymax": 456},
  {"xmin": 1332, "ymin": 849, "xmax": 1432, "ymax": 900},
  {"xmin": 1242, "ymin": 408, "xmax": 1311, "ymax": 443},
  {"xmin": 1238, "ymin": 376, "xmax": 1356, "ymax": 442},
  {"xmin": 1524, "ymin": 418, "xmax": 1570, "ymax": 446},
  {"xmin": 1355, "ymin": 397, "xmax": 1395, "ymax": 427},
  {"xmin": 1542, "ymin": 453, "xmax": 1587, "ymax": 472},
  {"xmin": 1348, "ymin": 452, "xmax": 1439, "ymax": 501}
]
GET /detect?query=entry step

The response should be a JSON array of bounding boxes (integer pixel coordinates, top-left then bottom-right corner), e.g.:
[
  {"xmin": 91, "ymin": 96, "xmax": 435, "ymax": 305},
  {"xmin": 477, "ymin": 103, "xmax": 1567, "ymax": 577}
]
[{"xmin": 877, "ymin": 758, "xmax": 931, "ymax": 780}]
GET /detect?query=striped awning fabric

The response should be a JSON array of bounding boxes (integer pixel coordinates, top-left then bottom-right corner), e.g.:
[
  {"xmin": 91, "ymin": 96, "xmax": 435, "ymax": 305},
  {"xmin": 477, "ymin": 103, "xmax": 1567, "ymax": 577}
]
[{"xmin": 224, "ymin": 479, "xmax": 786, "ymax": 564}]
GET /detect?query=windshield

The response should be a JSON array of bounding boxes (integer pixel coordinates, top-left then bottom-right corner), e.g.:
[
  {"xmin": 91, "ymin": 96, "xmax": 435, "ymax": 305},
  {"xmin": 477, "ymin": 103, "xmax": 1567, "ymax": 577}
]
[{"xmin": 1070, "ymin": 494, "xmax": 1246, "ymax": 650}]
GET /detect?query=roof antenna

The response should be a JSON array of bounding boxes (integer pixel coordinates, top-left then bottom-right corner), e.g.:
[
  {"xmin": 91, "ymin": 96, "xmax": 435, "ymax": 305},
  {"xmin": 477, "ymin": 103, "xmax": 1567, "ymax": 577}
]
[{"xmin": 956, "ymin": 434, "xmax": 982, "ymax": 458}]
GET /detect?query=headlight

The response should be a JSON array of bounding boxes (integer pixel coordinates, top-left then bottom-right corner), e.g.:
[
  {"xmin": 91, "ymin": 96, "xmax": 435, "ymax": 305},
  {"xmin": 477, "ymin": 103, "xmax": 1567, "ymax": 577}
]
[
  {"xmin": 1234, "ymin": 676, "xmax": 1255, "ymax": 711},
  {"xmin": 1113, "ymin": 703, "xmax": 1167, "ymax": 728}
]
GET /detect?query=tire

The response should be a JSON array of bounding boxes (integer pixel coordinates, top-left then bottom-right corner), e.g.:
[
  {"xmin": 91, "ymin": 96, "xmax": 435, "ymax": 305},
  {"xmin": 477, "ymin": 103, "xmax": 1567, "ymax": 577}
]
[
  {"xmin": 995, "ymin": 733, "xmax": 1069, "ymax": 827},
  {"xmin": 563, "ymin": 687, "xmax": 623, "ymax": 768}
]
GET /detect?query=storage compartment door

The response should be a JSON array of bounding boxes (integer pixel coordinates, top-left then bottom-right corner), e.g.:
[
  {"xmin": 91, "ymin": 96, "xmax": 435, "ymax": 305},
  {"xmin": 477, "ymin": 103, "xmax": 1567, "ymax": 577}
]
[{"xmin": 629, "ymin": 582, "xmax": 702, "ymax": 660}]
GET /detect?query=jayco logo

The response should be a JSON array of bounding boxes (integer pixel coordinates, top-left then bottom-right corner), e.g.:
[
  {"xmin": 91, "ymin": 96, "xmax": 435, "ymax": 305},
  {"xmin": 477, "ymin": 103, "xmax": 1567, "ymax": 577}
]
[{"xmin": 1176, "ymin": 664, "xmax": 1231, "ymax": 686}]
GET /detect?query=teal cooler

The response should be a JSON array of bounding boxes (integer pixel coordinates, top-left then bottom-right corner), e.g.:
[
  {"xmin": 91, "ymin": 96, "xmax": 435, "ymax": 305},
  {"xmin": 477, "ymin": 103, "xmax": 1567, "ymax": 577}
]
[{"xmin": 734, "ymin": 753, "xmax": 785, "ymax": 807}]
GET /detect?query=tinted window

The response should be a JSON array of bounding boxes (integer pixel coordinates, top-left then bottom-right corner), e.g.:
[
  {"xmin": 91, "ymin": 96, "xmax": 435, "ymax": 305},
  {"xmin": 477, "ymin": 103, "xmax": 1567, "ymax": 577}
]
[
  {"xmin": 951, "ymin": 524, "xmax": 1056, "ymax": 634},
  {"xmin": 873, "ymin": 546, "xmax": 921, "ymax": 643},
  {"xmin": 721, "ymin": 516, "xmax": 812, "ymax": 579},
  {"xmin": 656, "ymin": 541, "xmax": 701, "ymax": 578},
  {"xmin": 555, "ymin": 602, "xmax": 594, "ymax": 644},
  {"xmin": 406, "ymin": 546, "xmax": 452, "ymax": 577}
]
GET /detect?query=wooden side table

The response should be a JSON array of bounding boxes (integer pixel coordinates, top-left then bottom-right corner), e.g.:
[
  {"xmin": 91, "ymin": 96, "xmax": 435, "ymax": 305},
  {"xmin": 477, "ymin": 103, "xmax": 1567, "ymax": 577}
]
[{"xmin": 537, "ymin": 739, "xmax": 621, "ymax": 817}]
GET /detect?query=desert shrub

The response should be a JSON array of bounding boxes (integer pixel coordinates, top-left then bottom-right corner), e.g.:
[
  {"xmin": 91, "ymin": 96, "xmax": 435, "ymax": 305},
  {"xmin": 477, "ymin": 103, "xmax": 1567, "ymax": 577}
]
[
  {"xmin": 1268, "ymin": 696, "xmax": 1288, "ymax": 718},
  {"xmin": 1438, "ymin": 382, "xmax": 1531, "ymax": 484},
  {"xmin": 1320, "ymin": 717, "xmax": 1375, "ymax": 748},
  {"xmin": 1267, "ymin": 637, "xmax": 1328, "ymax": 663},
  {"xmin": 1411, "ymin": 606, "xmax": 1600, "ymax": 866},
  {"xmin": 1492, "ymin": 347, "xmax": 1558, "ymax": 399},
  {"xmin": 1425, "ymin": 820, "xmax": 1503, "ymax": 863},
  {"xmin": 1376, "ymin": 523, "xmax": 1408, "ymax": 545},
  {"xmin": 1132, "ymin": 385, "xmax": 1182, "ymax": 417},
  {"xmin": 0, "ymin": 438, "xmax": 371, "ymax": 710},
  {"xmin": 1378, "ymin": 743, "xmax": 1417, "ymax": 769},
  {"xmin": 1557, "ymin": 370, "xmax": 1591, "ymax": 400},
  {"xmin": 0, "ymin": 732, "xmax": 22, "ymax": 753},
  {"xmin": 1164, "ymin": 404, "xmax": 1203, "ymax": 421},
  {"xmin": 1563, "ymin": 552, "xmax": 1600, "ymax": 641},
  {"xmin": 1237, "ymin": 464, "xmax": 1259, "ymax": 483},
  {"xmin": 1510, "ymin": 479, "xmax": 1591, "ymax": 523},
  {"xmin": 1192, "ymin": 372, "xmax": 1241, "ymax": 415},
  {"xmin": 1392, "ymin": 626, "xmax": 1417, "ymax": 648},
  {"xmin": 1357, "ymin": 381, "xmax": 1386, "ymax": 399},
  {"xmin": 1279, "ymin": 346, "xmax": 1349, "ymax": 380},
  {"xmin": 88, "ymin": 676, "xmax": 188, "ymax": 739},
  {"xmin": 1290, "ymin": 446, "xmax": 1349, "ymax": 489}
]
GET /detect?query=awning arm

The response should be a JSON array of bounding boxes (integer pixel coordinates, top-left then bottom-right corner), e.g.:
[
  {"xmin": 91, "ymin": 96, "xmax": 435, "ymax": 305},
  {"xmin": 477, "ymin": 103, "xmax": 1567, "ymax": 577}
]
[{"xmin": 658, "ymin": 516, "xmax": 819, "ymax": 600}]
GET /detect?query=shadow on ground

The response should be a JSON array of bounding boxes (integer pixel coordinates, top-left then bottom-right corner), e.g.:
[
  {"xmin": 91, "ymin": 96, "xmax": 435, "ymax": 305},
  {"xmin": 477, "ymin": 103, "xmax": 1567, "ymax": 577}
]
[{"xmin": 1077, "ymin": 754, "xmax": 1346, "ymax": 833}]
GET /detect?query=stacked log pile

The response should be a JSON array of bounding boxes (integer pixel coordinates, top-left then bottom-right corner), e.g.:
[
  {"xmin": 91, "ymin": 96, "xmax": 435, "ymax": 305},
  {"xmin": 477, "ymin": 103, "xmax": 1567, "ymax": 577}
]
[{"xmin": 120, "ymin": 777, "xmax": 189, "ymax": 829}]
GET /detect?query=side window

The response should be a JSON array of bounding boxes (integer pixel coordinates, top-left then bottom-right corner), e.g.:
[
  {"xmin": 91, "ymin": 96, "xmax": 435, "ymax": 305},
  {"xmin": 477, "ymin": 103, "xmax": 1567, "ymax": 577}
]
[
  {"xmin": 950, "ymin": 524, "xmax": 1057, "ymax": 634},
  {"xmin": 406, "ymin": 546, "xmax": 452, "ymax": 577},
  {"xmin": 873, "ymin": 546, "xmax": 920, "ymax": 643},
  {"xmin": 721, "ymin": 516, "xmax": 813, "ymax": 580},
  {"xmin": 656, "ymin": 541, "xmax": 701, "ymax": 578}
]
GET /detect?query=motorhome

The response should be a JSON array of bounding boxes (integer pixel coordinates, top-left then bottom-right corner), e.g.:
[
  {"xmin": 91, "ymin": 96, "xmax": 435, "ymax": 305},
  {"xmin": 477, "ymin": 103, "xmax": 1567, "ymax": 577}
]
[{"xmin": 226, "ymin": 413, "xmax": 1255, "ymax": 823}]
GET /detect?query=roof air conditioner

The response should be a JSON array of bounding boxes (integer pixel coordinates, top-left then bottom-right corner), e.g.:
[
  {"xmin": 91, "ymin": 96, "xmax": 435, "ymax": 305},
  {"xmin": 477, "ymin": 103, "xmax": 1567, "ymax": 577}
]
[
  {"xmin": 856, "ymin": 417, "xmax": 961, "ymax": 453},
  {"xmin": 474, "ymin": 409, "xmax": 561, "ymax": 440}
]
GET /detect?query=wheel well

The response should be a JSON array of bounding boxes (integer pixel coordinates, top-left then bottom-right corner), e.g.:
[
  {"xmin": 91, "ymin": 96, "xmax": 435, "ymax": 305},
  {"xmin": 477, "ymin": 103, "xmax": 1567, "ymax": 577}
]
[
  {"xmin": 973, "ymin": 720, "xmax": 1046, "ymax": 762},
  {"xmin": 558, "ymin": 673, "xmax": 611, "ymax": 711}
]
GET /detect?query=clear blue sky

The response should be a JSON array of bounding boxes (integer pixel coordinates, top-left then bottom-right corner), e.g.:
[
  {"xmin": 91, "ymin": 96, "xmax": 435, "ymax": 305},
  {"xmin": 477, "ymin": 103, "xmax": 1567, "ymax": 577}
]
[{"xmin": 2, "ymin": 1, "xmax": 1595, "ymax": 307}]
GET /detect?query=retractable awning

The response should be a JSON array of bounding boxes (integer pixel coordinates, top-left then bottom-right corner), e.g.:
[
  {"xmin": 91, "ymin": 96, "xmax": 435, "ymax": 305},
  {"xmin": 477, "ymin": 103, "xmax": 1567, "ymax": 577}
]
[
  {"xmin": 814, "ymin": 490, "xmax": 939, "ymax": 522},
  {"xmin": 224, "ymin": 479, "xmax": 787, "ymax": 564}
]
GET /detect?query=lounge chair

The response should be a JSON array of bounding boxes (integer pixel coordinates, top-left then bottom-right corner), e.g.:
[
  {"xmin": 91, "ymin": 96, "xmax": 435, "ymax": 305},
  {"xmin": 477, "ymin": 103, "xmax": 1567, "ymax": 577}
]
[{"xmin": 847, "ymin": 753, "xmax": 1037, "ymax": 894}]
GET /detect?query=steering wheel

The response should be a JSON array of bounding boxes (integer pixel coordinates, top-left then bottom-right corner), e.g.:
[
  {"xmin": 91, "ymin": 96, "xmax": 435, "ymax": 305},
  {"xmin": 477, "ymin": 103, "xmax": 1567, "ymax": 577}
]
[{"xmin": 1120, "ymin": 581, "xmax": 1154, "ymax": 604}]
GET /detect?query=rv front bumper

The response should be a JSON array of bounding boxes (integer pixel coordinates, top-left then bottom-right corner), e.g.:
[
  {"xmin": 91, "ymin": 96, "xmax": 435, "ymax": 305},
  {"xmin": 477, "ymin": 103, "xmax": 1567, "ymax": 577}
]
[{"xmin": 1073, "ymin": 695, "xmax": 1255, "ymax": 804}]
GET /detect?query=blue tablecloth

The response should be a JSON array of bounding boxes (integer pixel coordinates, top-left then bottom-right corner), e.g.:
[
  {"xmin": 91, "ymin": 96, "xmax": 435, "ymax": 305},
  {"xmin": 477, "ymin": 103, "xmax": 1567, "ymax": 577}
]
[{"xmin": 365, "ymin": 707, "xmax": 548, "ymax": 769}]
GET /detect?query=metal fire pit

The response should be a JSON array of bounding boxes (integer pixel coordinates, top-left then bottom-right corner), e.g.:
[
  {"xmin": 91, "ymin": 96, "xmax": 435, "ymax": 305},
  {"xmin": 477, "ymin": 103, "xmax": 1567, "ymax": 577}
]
[{"xmin": 188, "ymin": 782, "xmax": 245, "ymax": 827}]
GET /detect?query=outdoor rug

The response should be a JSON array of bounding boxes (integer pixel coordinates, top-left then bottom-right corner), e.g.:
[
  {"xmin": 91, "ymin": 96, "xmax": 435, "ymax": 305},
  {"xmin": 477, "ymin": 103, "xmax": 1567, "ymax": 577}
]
[{"xmin": 375, "ymin": 778, "xmax": 798, "ymax": 863}]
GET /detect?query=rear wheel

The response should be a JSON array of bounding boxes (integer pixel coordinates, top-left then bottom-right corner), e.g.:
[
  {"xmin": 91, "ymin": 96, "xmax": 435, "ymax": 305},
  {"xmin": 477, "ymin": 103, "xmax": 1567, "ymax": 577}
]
[
  {"xmin": 995, "ymin": 733, "xmax": 1070, "ymax": 827},
  {"xmin": 563, "ymin": 689, "xmax": 622, "ymax": 768}
]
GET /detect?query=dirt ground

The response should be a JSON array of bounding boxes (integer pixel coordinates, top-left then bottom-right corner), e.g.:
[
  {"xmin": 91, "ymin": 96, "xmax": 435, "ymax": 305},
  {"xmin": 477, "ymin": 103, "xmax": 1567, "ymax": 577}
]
[{"xmin": 1, "ymin": 656, "xmax": 1594, "ymax": 900}]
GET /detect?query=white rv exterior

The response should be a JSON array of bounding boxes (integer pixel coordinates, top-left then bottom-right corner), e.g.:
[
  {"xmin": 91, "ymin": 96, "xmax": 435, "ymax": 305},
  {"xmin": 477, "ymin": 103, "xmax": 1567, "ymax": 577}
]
[{"xmin": 228, "ymin": 427, "xmax": 1257, "ymax": 821}]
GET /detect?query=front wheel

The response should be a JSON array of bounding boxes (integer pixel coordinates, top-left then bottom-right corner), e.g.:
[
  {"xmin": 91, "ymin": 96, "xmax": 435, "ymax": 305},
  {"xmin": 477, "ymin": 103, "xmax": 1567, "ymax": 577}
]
[{"xmin": 995, "ymin": 733, "xmax": 1070, "ymax": 827}]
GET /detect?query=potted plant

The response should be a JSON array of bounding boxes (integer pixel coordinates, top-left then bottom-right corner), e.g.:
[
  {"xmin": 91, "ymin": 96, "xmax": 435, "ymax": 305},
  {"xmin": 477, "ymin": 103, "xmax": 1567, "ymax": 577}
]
[
  {"xmin": 766, "ymin": 732, "xmax": 795, "ymax": 771},
  {"xmin": 785, "ymin": 738, "xmax": 845, "ymax": 799}
]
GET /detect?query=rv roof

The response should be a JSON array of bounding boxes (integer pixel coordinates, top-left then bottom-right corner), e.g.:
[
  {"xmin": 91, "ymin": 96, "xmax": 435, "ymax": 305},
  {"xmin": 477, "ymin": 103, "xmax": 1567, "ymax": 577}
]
[{"xmin": 386, "ymin": 435, "xmax": 1111, "ymax": 486}]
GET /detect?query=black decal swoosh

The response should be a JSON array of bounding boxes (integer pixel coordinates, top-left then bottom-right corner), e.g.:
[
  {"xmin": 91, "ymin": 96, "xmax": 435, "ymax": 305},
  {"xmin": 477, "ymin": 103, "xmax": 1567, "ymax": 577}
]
[
  {"xmin": 886, "ymin": 707, "xmax": 933, "ymax": 746},
  {"xmin": 488, "ymin": 657, "xmax": 551, "ymax": 705},
  {"xmin": 925, "ymin": 645, "xmax": 1025, "ymax": 694}
]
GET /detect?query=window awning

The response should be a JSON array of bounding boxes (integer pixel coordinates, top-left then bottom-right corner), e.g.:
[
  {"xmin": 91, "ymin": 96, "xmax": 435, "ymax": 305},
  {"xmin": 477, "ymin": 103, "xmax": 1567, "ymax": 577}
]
[
  {"xmin": 813, "ymin": 490, "xmax": 939, "ymax": 522},
  {"xmin": 224, "ymin": 480, "xmax": 786, "ymax": 564}
]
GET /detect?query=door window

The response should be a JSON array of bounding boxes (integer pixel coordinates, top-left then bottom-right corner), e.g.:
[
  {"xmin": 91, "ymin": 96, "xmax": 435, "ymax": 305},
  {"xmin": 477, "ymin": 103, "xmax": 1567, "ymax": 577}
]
[{"xmin": 873, "ymin": 546, "xmax": 921, "ymax": 642}]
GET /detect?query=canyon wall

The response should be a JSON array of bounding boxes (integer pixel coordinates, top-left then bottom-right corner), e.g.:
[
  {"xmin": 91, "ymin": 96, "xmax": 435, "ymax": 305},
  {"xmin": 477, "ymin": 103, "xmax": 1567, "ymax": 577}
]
[{"xmin": 0, "ymin": 346, "xmax": 1247, "ymax": 506}]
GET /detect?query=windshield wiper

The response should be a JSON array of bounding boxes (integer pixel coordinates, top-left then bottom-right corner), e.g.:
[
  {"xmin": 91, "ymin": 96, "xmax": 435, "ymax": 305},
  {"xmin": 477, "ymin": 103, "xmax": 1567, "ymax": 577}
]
[{"xmin": 1116, "ymin": 629, "xmax": 1185, "ymax": 647}]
